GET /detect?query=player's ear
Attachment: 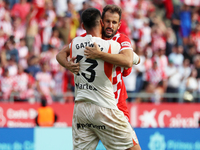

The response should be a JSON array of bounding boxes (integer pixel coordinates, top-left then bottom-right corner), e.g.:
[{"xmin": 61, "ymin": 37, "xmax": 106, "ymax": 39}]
[
  {"xmin": 118, "ymin": 21, "xmax": 121, "ymax": 30},
  {"xmin": 81, "ymin": 23, "xmax": 85, "ymax": 30},
  {"xmin": 100, "ymin": 19, "xmax": 104, "ymax": 27}
]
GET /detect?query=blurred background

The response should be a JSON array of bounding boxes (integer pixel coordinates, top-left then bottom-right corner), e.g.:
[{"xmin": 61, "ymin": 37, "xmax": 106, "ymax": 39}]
[{"xmin": 0, "ymin": 0, "xmax": 200, "ymax": 150}]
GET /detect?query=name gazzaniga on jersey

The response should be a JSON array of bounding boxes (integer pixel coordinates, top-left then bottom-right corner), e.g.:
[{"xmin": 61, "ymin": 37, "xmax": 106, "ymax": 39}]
[{"xmin": 75, "ymin": 42, "xmax": 103, "ymax": 51}]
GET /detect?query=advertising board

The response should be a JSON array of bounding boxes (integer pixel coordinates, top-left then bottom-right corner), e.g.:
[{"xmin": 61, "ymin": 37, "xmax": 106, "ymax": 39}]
[
  {"xmin": 0, "ymin": 128, "xmax": 34, "ymax": 150},
  {"xmin": 0, "ymin": 103, "xmax": 200, "ymax": 128},
  {"xmin": 0, "ymin": 103, "xmax": 74, "ymax": 127},
  {"xmin": 0, "ymin": 128, "xmax": 200, "ymax": 150},
  {"xmin": 129, "ymin": 103, "xmax": 200, "ymax": 128}
]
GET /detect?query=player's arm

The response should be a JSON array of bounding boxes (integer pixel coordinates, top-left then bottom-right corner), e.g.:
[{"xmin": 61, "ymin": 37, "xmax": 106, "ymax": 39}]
[
  {"xmin": 84, "ymin": 42, "xmax": 140, "ymax": 68},
  {"xmin": 133, "ymin": 51, "xmax": 140, "ymax": 65},
  {"xmin": 56, "ymin": 45, "xmax": 80, "ymax": 74},
  {"xmin": 85, "ymin": 42, "xmax": 133, "ymax": 68}
]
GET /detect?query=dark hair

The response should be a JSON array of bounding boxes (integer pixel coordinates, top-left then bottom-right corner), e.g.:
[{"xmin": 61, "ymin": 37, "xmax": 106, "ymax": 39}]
[
  {"xmin": 81, "ymin": 8, "xmax": 101, "ymax": 30},
  {"xmin": 41, "ymin": 99, "xmax": 47, "ymax": 107},
  {"xmin": 102, "ymin": 4, "xmax": 122, "ymax": 21}
]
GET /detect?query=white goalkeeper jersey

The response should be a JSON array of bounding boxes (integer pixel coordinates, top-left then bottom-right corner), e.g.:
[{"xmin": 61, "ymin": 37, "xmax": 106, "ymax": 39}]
[{"xmin": 70, "ymin": 34, "xmax": 121, "ymax": 109}]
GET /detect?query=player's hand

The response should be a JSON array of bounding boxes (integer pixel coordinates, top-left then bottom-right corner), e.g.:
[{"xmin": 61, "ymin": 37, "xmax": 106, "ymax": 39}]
[
  {"xmin": 66, "ymin": 57, "xmax": 80, "ymax": 75},
  {"xmin": 84, "ymin": 42, "xmax": 101, "ymax": 59}
]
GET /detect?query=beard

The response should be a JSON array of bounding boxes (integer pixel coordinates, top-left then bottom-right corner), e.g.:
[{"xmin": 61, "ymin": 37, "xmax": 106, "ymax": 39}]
[{"xmin": 102, "ymin": 27, "xmax": 118, "ymax": 39}]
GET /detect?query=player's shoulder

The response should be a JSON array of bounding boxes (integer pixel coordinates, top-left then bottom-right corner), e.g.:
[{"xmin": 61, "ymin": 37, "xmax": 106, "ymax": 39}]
[
  {"xmin": 113, "ymin": 32, "xmax": 131, "ymax": 41},
  {"xmin": 80, "ymin": 33, "xmax": 87, "ymax": 37},
  {"xmin": 107, "ymin": 39, "xmax": 121, "ymax": 46},
  {"xmin": 113, "ymin": 32, "xmax": 132, "ymax": 46},
  {"xmin": 73, "ymin": 34, "xmax": 89, "ymax": 42}
]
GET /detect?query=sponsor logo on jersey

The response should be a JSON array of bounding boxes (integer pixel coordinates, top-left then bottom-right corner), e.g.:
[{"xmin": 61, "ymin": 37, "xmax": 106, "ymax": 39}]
[
  {"xmin": 77, "ymin": 123, "xmax": 106, "ymax": 130},
  {"xmin": 121, "ymin": 41, "xmax": 131, "ymax": 47},
  {"xmin": 75, "ymin": 83, "xmax": 97, "ymax": 91}
]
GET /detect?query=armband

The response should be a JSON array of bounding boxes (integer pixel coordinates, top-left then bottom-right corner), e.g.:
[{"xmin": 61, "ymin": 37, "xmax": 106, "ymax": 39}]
[{"xmin": 133, "ymin": 51, "xmax": 140, "ymax": 65}]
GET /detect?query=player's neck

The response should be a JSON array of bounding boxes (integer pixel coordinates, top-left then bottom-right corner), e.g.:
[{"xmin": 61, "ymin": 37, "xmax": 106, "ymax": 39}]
[
  {"xmin": 102, "ymin": 36, "xmax": 111, "ymax": 40},
  {"xmin": 86, "ymin": 28, "xmax": 102, "ymax": 38},
  {"xmin": 86, "ymin": 32, "xmax": 102, "ymax": 38}
]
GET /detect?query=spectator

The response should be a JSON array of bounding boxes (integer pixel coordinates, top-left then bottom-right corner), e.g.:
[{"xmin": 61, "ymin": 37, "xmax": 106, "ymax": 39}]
[
  {"xmin": 25, "ymin": 4, "xmax": 39, "ymax": 54},
  {"xmin": 145, "ymin": 60, "xmax": 167, "ymax": 87},
  {"xmin": 171, "ymin": 5, "xmax": 181, "ymax": 46},
  {"xmin": 180, "ymin": 4, "xmax": 192, "ymax": 45},
  {"xmin": 165, "ymin": 59, "xmax": 183, "ymax": 102},
  {"xmin": 12, "ymin": 16, "xmax": 26, "ymax": 43},
  {"xmin": 2, "ymin": 39, "xmax": 19, "ymax": 64},
  {"xmin": 26, "ymin": 55, "xmax": 41, "ymax": 78},
  {"xmin": 178, "ymin": 58, "xmax": 192, "ymax": 102},
  {"xmin": 6, "ymin": 57, "xmax": 18, "ymax": 77},
  {"xmin": 153, "ymin": 80, "xmax": 165, "ymax": 103},
  {"xmin": 0, "ymin": 27, "xmax": 8, "ymax": 50},
  {"xmin": 13, "ymin": 64, "xmax": 29, "ymax": 102},
  {"xmin": 140, "ymin": 18, "xmax": 152, "ymax": 48},
  {"xmin": 163, "ymin": 0, "xmax": 174, "ymax": 20},
  {"xmin": 39, "ymin": 44, "xmax": 60, "ymax": 75},
  {"xmin": 184, "ymin": 44, "xmax": 196, "ymax": 65},
  {"xmin": 57, "ymin": 12, "xmax": 71, "ymax": 45},
  {"xmin": 52, "ymin": 66, "xmax": 66, "ymax": 102},
  {"xmin": 35, "ymin": 99, "xmax": 57, "ymax": 127},
  {"xmin": 17, "ymin": 38, "xmax": 29, "ymax": 69},
  {"xmin": 143, "ymin": 43, "xmax": 153, "ymax": 71},
  {"xmin": 49, "ymin": 27, "xmax": 62, "ymax": 50},
  {"xmin": 11, "ymin": 0, "xmax": 31, "ymax": 23},
  {"xmin": 54, "ymin": 0, "xmax": 67, "ymax": 17},
  {"xmin": 168, "ymin": 45, "xmax": 184, "ymax": 67},
  {"xmin": 35, "ymin": 62, "xmax": 55, "ymax": 104},
  {"xmin": 193, "ymin": 54, "xmax": 200, "ymax": 79},
  {"xmin": 153, "ymin": 48, "xmax": 168, "ymax": 71},
  {"xmin": 65, "ymin": 0, "xmax": 80, "ymax": 42},
  {"xmin": 165, "ymin": 27, "xmax": 176, "ymax": 56},
  {"xmin": 184, "ymin": 68, "xmax": 198, "ymax": 102},
  {"xmin": 0, "ymin": 7, "xmax": 12, "ymax": 37},
  {"xmin": 38, "ymin": 12, "xmax": 54, "ymax": 52},
  {"xmin": 151, "ymin": 23, "xmax": 166, "ymax": 53},
  {"xmin": 190, "ymin": 22, "xmax": 200, "ymax": 53},
  {"xmin": 78, "ymin": 1, "xmax": 88, "ymax": 23},
  {"xmin": 133, "ymin": 47, "xmax": 146, "ymax": 93},
  {"xmin": 0, "ymin": 68, "xmax": 16, "ymax": 101}
]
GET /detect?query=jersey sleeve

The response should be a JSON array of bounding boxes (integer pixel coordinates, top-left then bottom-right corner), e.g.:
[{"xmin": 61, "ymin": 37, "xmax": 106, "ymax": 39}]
[
  {"xmin": 122, "ymin": 67, "xmax": 132, "ymax": 77},
  {"xmin": 80, "ymin": 33, "xmax": 87, "ymax": 37},
  {"xmin": 116, "ymin": 34, "xmax": 133, "ymax": 52}
]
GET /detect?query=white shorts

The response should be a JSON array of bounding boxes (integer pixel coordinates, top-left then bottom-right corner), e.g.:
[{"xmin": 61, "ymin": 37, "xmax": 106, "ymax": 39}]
[{"xmin": 72, "ymin": 101, "xmax": 139, "ymax": 150}]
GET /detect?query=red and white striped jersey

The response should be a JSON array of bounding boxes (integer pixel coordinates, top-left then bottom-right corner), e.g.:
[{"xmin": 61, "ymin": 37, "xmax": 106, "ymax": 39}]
[
  {"xmin": 152, "ymin": 55, "xmax": 168, "ymax": 71},
  {"xmin": 152, "ymin": 34, "xmax": 166, "ymax": 52},
  {"xmin": 13, "ymin": 72, "xmax": 30, "ymax": 99},
  {"xmin": 14, "ymin": 72, "xmax": 29, "ymax": 92},
  {"xmin": 0, "ymin": 76, "xmax": 16, "ymax": 100},
  {"xmin": 40, "ymin": 50, "xmax": 60, "ymax": 73},
  {"xmin": 12, "ymin": 25, "xmax": 26, "ymax": 43},
  {"xmin": 111, "ymin": 32, "xmax": 133, "ymax": 121},
  {"xmin": 35, "ymin": 71, "xmax": 54, "ymax": 103},
  {"xmin": 191, "ymin": 31, "xmax": 200, "ymax": 53},
  {"xmin": 145, "ymin": 67, "xmax": 167, "ymax": 85},
  {"xmin": 49, "ymin": 37, "xmax": 61, "ymax": 49}
]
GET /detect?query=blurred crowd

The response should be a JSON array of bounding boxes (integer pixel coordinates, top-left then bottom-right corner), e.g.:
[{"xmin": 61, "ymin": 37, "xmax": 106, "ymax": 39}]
[{"xmin": 0, "ymin": 0, "xmax": 200, "ymax": 104}]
